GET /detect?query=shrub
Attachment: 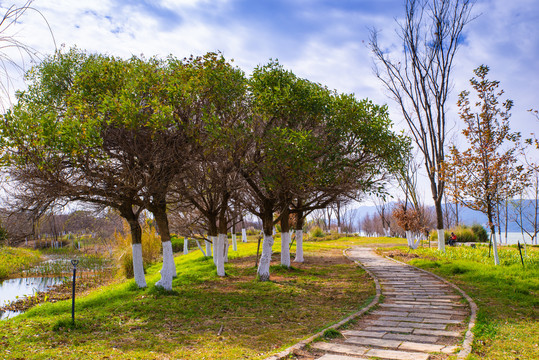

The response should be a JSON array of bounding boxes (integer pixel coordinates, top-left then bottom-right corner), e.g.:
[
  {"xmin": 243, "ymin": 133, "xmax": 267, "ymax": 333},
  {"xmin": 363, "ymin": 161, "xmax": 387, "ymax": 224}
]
[
  {"xmin": 430, "ymin": 225, "xmax": 483, "ymax": 243},
  {"xmin": 170, "ymin": 235, "xmax": 184, "ymax": 252},
  {"xmin": 115, "ymin": 221, "xmax": 162, "ymax": 278},
  {"xmin": 471, "ymin": 224, "xmax": 488, "ymax": 242},
  {"xmin": 309, "ymin": 226, "xmax": 324, "ymax": 238}
]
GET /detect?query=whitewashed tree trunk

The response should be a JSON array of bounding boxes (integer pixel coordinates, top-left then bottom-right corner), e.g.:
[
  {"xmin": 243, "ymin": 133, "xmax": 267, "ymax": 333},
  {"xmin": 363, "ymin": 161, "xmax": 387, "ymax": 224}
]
[
  {"xmin": 337, "ymin": 226, "xmax": 342, "ymax": 234},
  {"xmin": 215, "ymin": 234, "xmax": 226, "ymax": 276},
  {"xmin": 492, "ymin": 232, "xmax": 500, "ymax": 265},
  {"xmin": 196, "ymin": 239, "xmax": 206, "ymax": 256},
  {"xmin": 132, "ymin": 243, "xmax": 147, "ymax": 288},
  {"xmin": 205, "ymin": 239, "xmax": 212, "ymax": 257},
  {"xmin": 183, "ymin": 237, "xmax": 189, "ymax": 254},
  {"xmin": 294, "ymin": 230, "xmax": 304, "ymax": 263},
  {"xmin": 232, "ymin": 234, "xmax": 238, "ymax": 251},
  {"xmin": 257, "ymin": 234, "xmax": 274, "ymax": 281},
  {"xmin": 280, "ymin": 231, "xmax": 291, "ymax": 268},
  {"xmin": 273, "ymin": 227, "xmax": 276, "ymax": 236},
  {"xmin": 156, "ymin": 241, "xmax": 175, "ymax": 290},
  {"xmin": 242, "ymin": 228, "xmax": 247, "ymax": 242},
  {"xmin": 224, "ymin": 237, "xmax": 229, "ymax": 263},
  {"xmin": 437, "ymin": 229, "xmax": 445, "ymax": 251},
  {"xmin": 211, "ymin": 236, "xmax": 217, "ymax": 265},
  {"xmin": 407, "ymin": 231, "xmax": 420, "ymax": 249}
]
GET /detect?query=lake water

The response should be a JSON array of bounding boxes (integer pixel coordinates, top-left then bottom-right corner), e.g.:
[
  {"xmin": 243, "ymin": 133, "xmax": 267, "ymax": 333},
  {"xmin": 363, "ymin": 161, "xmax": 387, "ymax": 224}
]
[
  {"xmin": 0, "ymin": 276, "xmax": 67, "ymax": 320},
  {"xmin": 490, "ymin": 232, "xmax": 538, "ymax": 246}
]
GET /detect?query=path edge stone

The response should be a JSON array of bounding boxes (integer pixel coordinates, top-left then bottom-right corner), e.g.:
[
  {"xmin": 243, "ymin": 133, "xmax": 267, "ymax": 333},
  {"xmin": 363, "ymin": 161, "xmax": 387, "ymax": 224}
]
[
  {"xmin": 263, "ymin": 248, "xmax": 381, "ymax": 360},
  {"xmin": 384, "ymin": 255, "xmax": 477, "ymax": 360}
]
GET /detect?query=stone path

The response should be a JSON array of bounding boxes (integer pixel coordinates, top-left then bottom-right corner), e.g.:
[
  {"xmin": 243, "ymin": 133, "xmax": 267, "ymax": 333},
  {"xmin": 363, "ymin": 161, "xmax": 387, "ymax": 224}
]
[{"xmin": 306, "ymin": 247, "xmax": 470, "ymax": 360}]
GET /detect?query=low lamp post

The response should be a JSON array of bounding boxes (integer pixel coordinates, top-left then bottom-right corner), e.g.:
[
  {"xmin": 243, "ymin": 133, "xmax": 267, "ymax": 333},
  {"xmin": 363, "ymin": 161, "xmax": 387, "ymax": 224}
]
[{"xmin": 71, "ymin": 259, "xmax": 79, "ymax": 324}]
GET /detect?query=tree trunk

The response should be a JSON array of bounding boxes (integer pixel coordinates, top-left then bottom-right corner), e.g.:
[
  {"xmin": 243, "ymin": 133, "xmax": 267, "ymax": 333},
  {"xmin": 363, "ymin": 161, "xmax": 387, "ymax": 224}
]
[
  {"xmin": 294, "ymin": 212, "xmax": 305, "ymax": 263},
  {"xmin": 215, "ymin": 234, "xmax": 226, "ymax": 276},
  {"xmin": 183, "ymin": 237, "xmax": 189, "ymax": 254},
  {"xmin": 242, "ymin": 228, "xmax": 247, "ymax": 243},
  {"xmin": 487, "ymin": 204, "xmax": 500, "ymax": 265},
  {"xmin": 153, "ymin": 206, "xmax": 176, "ymax": 290},
  {"xmin": 280, "ymin": 207, "xmax": 291, "ymax": 268},
  {"xmin": 434, "ymin": 196, "xmax": 445, "ymax": 251},
  {"xmin": 125, "ymin": 214, "xmax": 146, "ymax": 288},
  {"xmin": 257, "ymin": 202, "xmax": 275, "ymax": 281},
  {"xmin": 119, "ymin": 202, "xmax": 146, "ymax": 288},
  {"xmin": 232, "ymin": 233, "xmax": 237, "ymax": 251}
]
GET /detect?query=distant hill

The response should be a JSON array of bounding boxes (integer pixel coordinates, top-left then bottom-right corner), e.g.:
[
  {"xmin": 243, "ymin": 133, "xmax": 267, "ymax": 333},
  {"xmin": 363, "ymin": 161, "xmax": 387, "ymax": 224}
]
[{"xmin": 350, "ymin": 200, "xmax": 537, "ymax": 232}]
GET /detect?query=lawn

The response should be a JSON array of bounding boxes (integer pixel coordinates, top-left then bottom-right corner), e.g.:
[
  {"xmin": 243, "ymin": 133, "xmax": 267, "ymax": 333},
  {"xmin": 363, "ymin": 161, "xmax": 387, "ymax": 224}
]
[
  {"xmin": 1, "ymin": 237, "xmax": 376, "ymax": 359},
  {"xmin": 379, "ymin": 244, "xmax": 539, "ymax": 360}
]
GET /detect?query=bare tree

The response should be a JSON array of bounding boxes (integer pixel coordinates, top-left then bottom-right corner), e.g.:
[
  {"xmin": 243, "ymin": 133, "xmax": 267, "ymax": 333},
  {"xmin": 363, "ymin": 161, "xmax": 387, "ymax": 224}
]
[{"xmin": 370, "ymin": 0, "xmax": 475, "ymax": 250}]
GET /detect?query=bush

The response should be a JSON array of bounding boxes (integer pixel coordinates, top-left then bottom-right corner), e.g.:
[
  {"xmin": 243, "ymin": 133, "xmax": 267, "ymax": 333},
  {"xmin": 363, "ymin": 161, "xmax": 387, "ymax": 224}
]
[
  {"xmin": 429, "ymin": 225, "xmax": 484, "ymax": 243},
  {"xmin": 170, "ymin": 235, "xmax": 184, "ymax": 252},
  {"xmin": 471, "ymin": 224, "xmax": 488, "ymax": 242},
  {"xmin": 115, "ymin": 221, "xmax": 162, "ymax": 278},
  {"xmin": 309, "ymin": 226, "xmax": 324, "ymax": 238}
]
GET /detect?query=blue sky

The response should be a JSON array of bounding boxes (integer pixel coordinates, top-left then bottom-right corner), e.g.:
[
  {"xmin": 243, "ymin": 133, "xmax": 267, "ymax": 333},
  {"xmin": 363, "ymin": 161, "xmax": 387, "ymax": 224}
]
[{"xmin": 2, "ymin": 0, "xmax": 539, "ymax": 203}]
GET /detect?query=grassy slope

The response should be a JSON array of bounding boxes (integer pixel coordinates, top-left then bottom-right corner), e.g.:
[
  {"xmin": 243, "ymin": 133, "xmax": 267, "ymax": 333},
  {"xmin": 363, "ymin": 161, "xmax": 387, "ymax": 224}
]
[
  {"xmin": 0, "ymin": 246, "xmax": 42, "ymax": 280},
  {"xmin": 1, "ymin": 237, "xmax": 384, "ymax": 360},
  {"xmin": 380, "ymin": 245, "xmax": 539, "ymax": 360}
]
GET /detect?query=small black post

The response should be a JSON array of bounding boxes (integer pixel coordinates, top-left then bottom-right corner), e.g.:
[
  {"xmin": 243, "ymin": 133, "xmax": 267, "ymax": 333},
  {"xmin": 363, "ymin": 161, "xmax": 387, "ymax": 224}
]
[
  {"xmin": 71, "ymin": 259, "xmax": 79, "ymax": 324},
  {"xmin": 255, "ymin": 235, "xmax": 262, "ymax": 268},
  {"xmin": 517, "ymin": 241, "xmax": 525, "ymax": 267}
]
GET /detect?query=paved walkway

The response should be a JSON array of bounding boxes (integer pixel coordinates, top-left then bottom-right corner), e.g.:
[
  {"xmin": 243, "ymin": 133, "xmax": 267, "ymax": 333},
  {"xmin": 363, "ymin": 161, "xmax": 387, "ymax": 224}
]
[{"xmin": 307, "ymin": 247, "xmax": 470, "ymax": 360}]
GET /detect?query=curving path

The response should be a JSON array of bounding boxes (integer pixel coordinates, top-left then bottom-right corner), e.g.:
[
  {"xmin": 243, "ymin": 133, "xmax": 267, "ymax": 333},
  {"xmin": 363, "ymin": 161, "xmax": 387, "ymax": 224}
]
[{"xmin": 307, "ymin": 247, "xmax": 472, "ymax": 360}]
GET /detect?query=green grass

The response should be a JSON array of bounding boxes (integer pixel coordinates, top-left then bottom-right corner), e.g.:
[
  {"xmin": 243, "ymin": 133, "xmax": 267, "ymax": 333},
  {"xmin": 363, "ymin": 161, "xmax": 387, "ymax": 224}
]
[
  {"xmin": 0, "ymin": 237, "xmax": 377, "ymax": 359},
  {"xmin": 0, "ymin": 246, "xmax": 42, "ymax": 280},
  {"xmin": 380, "ymin": 244, "xmax": 539, "ymax": 360}
]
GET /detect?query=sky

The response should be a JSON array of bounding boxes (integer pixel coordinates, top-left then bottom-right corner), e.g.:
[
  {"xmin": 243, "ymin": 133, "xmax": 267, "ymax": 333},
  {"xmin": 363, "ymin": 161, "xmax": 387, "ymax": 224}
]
[{"xmin": 1, "ymin": 0, "xmax": 538, "ymax": 205}]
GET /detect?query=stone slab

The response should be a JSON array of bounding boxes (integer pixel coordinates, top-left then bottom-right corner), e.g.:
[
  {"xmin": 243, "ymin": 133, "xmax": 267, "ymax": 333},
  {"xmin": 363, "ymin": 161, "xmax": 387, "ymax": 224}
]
[
  {"xmin": 383, "ymin": 333, "xmax": 439, "ymax": 343},
  {"xmin": 365, "ymin": 348, "xmax": 430, "ymax": 360},
  {"xmin": 413, "ymin": 328, "xmax": 462, "ymax": 337},
  {"xmin": 364, "ymin": 326, "xmax": 414, "ymax": 334},
  {"xmin": 398, "ymin": 341, "xmax": 444, "ymax": 352},
  {"xmin": 311, "ymin": 342, "xmax": 367, "ymax": 356},
  {"xmin": 398, "ymin": 322, "xmax": 447, "ymax": 330},
  {"xmin": 316, "ymin": 355, "xmax": 370, "ymax": 360},
  {"xmin": 345, "ymin": 336, "xmax": 402, "ymax": 348},
  {"xmin": 342, "ymin": 330, "xmax": 386, "ymax": 338}
]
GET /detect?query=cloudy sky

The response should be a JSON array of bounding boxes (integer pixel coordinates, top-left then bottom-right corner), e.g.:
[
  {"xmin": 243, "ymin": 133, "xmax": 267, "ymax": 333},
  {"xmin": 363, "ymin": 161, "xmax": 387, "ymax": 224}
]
[{"xmin": 2, "ymin": 0, "xmax": 538, "ymax": 202}]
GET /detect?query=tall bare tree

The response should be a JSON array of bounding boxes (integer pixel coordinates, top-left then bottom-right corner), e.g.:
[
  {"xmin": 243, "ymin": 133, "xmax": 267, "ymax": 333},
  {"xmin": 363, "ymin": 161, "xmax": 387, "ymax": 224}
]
[{"xmin": 370, "ymin": 0, "xmax": 475, "ymax": 250}]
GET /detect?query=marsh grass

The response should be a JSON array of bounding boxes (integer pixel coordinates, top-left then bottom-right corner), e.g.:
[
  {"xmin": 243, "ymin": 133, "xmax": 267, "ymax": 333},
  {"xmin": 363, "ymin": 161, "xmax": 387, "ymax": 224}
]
[
  {"xmin": 380, "ymin": 245, "xmax": 539, "ymax": 360},
  {"xmin": 0, "ymin": 247, "xmax": 42, "ymax": 280},
  {"xmin": 0, "ymin": 237, "xmax": 375, "ymax": 359}
]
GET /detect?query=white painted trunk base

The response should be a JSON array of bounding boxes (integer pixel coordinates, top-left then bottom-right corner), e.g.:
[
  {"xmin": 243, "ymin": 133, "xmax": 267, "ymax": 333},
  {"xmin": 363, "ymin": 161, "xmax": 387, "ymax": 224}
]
[
  {"xmin": 211, "ymin": 236, "xmax": 217, "ymax": 265},
  {"xmin": 183, "ymin": 237, "xmax": 189, "ymax": 254},
  {"xmin": 224, "ymin": 237, "xmax": 229, "ymax": 263},
  {"xmin": 406, "ymin": 231, "xmax": 420, "ymax": 250},
  {"xmin": 215, "ymin": 234, "xmax": 226, "ymax": 276},
  {"xmin": 492, "ymin": 232, "xmax": 500, "ymax": 265},
  {"xmin": 257, "ymin": 234, "xmax": 274, "ymax": 281},
  {"xmin": 242, "ymin": 228, "xmax": 247, "ymax": 242},
  {"xmin": 281, "ymin": 232, "xmax": 291, "ymax": 267},
  {"xmin": 232, "ymin": 234, "xmax": 238, "ymax": 251},
  {"xmin": 437, "ymin": 229, "xmax": 445, "ymax": 252},
  {"xmin": 156, "ymin": 241, "xmax": 175, "ymax": 290},
  {"xmin": 132, "ymin": 243, "xmax": 146, "ymax": 288},
  {"xmin": 294, "ymin": 230, "xmax": 304, "ymax": 263},
  {"xmin": 205, "ymin": 239, "xmax": 212, "ymax": 258},
  {"xmin": 338, "ymin": 227, "xmax": 341, "ymax": 234}
]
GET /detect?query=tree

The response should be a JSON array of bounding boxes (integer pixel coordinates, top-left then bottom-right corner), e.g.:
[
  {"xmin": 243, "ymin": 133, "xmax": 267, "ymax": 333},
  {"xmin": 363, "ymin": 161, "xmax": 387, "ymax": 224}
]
[
  {"xmin": 370, "ymin": 0, "xmax": 475, "ymax": 250},
  {"xmin": 0, "ymin": 1, "xmax": 55, "ymax": 110},
  {"xmin": 442, "ymin": 65, "xmax": 527, "ymax": 265}
]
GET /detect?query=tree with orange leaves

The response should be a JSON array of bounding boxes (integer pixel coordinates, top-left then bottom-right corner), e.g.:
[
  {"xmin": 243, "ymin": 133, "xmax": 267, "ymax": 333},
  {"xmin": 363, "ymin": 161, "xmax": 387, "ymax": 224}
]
[{"xmin": 442, "ymin": 65, "xmax": 527, "ymax": 265}]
